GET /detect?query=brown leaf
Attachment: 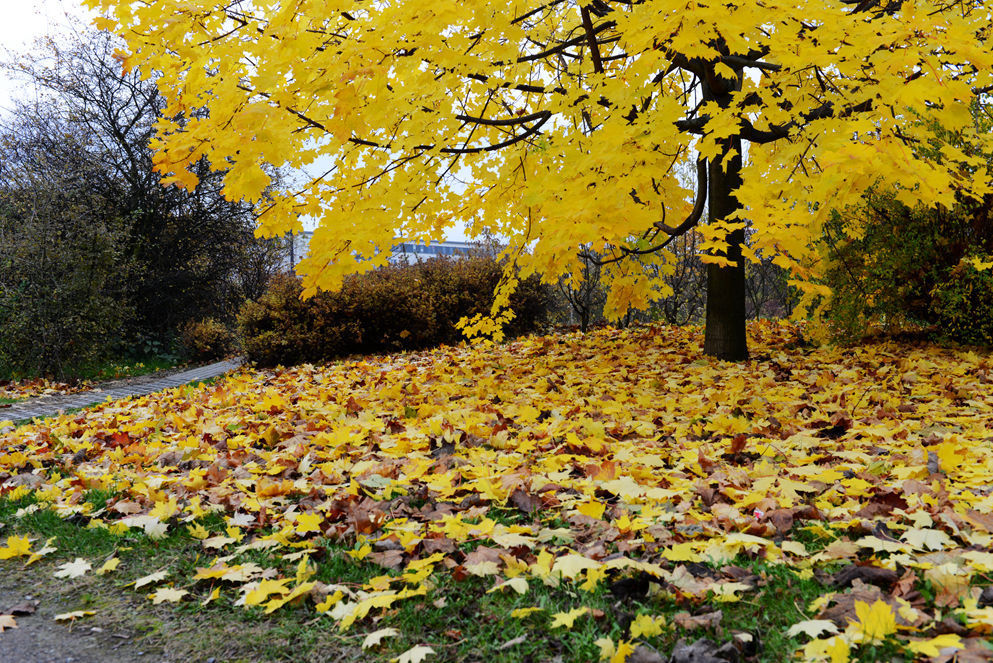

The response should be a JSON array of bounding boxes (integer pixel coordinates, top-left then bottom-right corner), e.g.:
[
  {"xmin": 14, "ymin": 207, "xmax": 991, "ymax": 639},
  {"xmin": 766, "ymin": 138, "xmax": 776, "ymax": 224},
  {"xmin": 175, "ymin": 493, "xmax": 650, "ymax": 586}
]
[
  {"xmin": 507, "ymin": 488, "xmax": 541, "ymax": 514},
  {"xmin": 627, "ymin": 644, "xmax": 665, "ymax": 663},
  {"xmin": 462, "ymin": 546, "xmax": 504, "ymax": 567},
  {"xmin": 421, "ymin": 537, "xmax": 456, "ymax": 554},
  {"xmin": 367, "ymin": 549, "xmax": 404, "ymax": 569},
  {"xmin": 930, "ymin": 637, "xmax": 993, "ymax": 663},
  {"xmin": 818, "ymin": 580, "xmax": 921, "ymax": 628},
  {"xmin": 830, "ymin": 564, "xmax": 900, "ymax": 590},
  {"xmin": 3, "ymin": 601, "xmax": 38, "ymax": 616},
  {"xmin": 965, "ymin": 509, "xmax": 993, "ymax": 533},
  {"xmin": 668, "ymin": 637, "xmax": 740, "ymax": 663},
  {"xmin": 766, "ymin": 508, "xmax": 794, "ymax": 534},
  {"xmin": 673, "ymin": 610, "xmax": 723, "ymax": 631},
  {"xmin": 729, "ymin": 434, "xmax": 748, "ymax": 455},
  {"xmin": 697, "ymin": 449, "xmax": 717, "ymax": 474}
]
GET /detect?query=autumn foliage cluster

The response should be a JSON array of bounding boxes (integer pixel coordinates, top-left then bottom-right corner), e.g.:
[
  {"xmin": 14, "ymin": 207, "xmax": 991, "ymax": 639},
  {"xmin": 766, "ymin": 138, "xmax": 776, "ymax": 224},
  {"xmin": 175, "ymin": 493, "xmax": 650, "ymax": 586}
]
[
  {"xmin": 82, "ymin": 0, "xmax": 993, "ymax": 360},
  {"xmin": 237, "ymin": 256, "xmax": 551, "ymax": 367},
  {"xmin": 2, "ymin": 321, "xmax": 993, "ymax": 661}
]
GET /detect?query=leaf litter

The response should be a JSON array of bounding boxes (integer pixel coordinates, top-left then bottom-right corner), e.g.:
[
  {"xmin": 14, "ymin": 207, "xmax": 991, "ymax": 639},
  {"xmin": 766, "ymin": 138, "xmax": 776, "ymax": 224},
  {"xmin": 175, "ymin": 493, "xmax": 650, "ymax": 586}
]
[{"xmin": 1, "ymin": 320, "xmax": 993, "ymax": 661}]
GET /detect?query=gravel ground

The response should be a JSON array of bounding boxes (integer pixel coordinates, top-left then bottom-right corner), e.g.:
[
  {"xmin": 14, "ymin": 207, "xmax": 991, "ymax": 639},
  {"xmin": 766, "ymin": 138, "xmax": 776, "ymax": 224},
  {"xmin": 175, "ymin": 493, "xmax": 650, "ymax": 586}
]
[{"xmin": 0, "ymin": 581, "xmax": 167, "ymax": 663}]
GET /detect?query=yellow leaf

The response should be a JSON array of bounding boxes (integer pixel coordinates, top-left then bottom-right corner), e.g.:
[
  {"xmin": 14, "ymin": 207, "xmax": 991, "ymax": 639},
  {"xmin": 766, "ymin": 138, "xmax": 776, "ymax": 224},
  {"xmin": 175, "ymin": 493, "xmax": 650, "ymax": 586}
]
[
  {"xmin": 801, "ymin": 635, "xmax": 850, "ymax": 663},
  {"xmin": 295, "ymin": 512, "xmax": 324, "ymax": 534},
  {"xmin": 0, "ymin": 535, "xmax": 33, "ymax": 560},
  {"xmin": 54, "ymin": 610, "xmax": 95, "ymax": 622},
  {"xmin": 510, "ymin": 607, "xmax": 543, "ymax": 619},
  {"xmin": 464, "ymin": 561, "xmax": 500, "ymax": 577},
  {"xmin": 852, "ymin": 600, "xmax": 896, "ymax": 643},
  {"xmin": 315, "ymin": 589, "xmax": 344, "ymax": 613},
  {"xmin": 611, "ymin": 641, "xmax": 636, "ymax": 663},
  {"xmin": 905, "ymin": 633, "xmax": 963, "ymax": 657},
  {"xmin": 550, "ymin": 606, "xmax": 589, "ymax": 629},
  {"xmin": 629, "ymin": 613, "xmax": 664, "ymax": 639},
  {"xmin": 244, "ymin": 579, "xmax": 291, "ymax": 607},
  {"xmin": 149, "ymin": 587, "xmax": 188, "ymax": 604},
  {"xmin": 786, "ymin": 620, "xmax": 839, "ymax": 639},
  {"xmin": 552, "ymin": 554, "xmax": 600, "ymax": 580},
  {"xmin": 577, "ymin": 500, "xmax": 606, "ymax": 520},
  {"xmin": 96, "ymin": 558, "xmax": 120, "ymax": 575},
  {"xmin": 347, "ymin": 543, "xmax": 372, "ymax": 560},
  {"xmin": 595, "ymin": 637, "xmax": 616, "ymax": 660},
  {"xmin": 264, "ymin": 581, "xmax": 315, "ymax": 614},
  {"xmin": 187, "ymin": 523, "xmax": 209, "ymax": 539}
]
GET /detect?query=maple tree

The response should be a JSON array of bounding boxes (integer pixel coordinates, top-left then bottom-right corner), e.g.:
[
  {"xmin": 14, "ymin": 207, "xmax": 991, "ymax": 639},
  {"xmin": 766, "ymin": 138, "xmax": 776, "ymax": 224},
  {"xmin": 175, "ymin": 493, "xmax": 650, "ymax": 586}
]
[{"xmin": 85, "ymin": 0, "xmax": 992, "ymax": 359}]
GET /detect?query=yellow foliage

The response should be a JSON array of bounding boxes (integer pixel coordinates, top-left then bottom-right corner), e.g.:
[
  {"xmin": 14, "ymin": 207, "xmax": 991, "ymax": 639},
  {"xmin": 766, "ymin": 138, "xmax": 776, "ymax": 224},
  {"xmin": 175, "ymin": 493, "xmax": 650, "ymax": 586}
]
[{"xmin": 81, "ymin": 0, "xmax": 993, "ymax": 334}]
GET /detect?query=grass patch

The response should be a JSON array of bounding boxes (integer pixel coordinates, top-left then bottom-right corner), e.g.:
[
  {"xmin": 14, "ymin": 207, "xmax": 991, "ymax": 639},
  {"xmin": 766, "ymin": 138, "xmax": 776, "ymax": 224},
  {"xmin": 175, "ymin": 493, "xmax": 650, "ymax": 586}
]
[{"xmin": 0, "ymin": 494, "xmax": 859, "ymax": 663}]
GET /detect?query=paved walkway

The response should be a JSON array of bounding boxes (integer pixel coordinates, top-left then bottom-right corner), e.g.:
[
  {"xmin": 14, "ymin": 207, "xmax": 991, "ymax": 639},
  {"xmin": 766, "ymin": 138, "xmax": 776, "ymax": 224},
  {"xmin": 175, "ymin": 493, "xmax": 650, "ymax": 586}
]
[{"xmin": 0, "ymin": 359, "xmax": 241, "ymax": 423}]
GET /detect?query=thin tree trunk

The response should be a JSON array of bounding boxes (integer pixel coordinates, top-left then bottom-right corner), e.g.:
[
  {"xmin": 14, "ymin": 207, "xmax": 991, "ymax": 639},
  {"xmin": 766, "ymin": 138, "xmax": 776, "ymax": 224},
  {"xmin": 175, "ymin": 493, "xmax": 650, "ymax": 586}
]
[{"xmin": 703, "ymin": 136, "xmax": 749, "ymax": 361}]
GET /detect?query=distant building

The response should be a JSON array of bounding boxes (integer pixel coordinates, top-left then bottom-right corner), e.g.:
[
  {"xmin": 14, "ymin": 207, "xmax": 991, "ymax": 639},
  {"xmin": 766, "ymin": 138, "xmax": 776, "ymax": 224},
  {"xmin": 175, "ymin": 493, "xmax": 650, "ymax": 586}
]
[
  {"xmin": 285, "ymin": 231, "xmax": 313, "ymax": 268},
  {"xmin": 390, "ymin": 239, "xmax": 478, "ymax": 261},
  {"xmin": 282, "ymin": 232, "xmax": 484, "ymax": 268}
]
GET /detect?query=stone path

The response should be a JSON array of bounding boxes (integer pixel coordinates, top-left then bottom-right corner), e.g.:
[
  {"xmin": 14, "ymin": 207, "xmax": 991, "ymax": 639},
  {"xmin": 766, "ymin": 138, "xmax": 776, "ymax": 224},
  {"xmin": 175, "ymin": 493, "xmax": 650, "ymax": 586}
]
[{"xmin": 0, "ymin": 359, "xmax": 241, "ymax": 423}]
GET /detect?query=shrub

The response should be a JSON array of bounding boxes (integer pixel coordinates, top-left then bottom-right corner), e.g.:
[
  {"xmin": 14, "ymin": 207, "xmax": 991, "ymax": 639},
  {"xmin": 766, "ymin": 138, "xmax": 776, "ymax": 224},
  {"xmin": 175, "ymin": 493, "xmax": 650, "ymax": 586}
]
[
  {"xmin": 180, "ymin": 318, "xmax": 236, "ymax": 362},
  {"xmin": 237, "ymin": 256, "xmax": 551, "ymax": 366},
  {"xmin": 821, "ymin": 190, "xmax": 991, "ymax": 342},
  {"xmin": 930, "ymin": 255, "xmax": 993, "ymax": 346}
]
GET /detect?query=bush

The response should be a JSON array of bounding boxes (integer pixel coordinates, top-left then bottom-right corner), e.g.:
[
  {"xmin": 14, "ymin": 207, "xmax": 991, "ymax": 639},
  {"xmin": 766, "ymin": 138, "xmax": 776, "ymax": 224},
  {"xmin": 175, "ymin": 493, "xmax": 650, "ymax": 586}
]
[
  {"xmin": 930, "ymin": 255, "xmax": 993, "ymax": 346},
  {"xmin": 237, "ymin": 256, "xmax": 551, "ymax": 366},
  {"xmin": 180, "ymin": 318, "xmax": 236, "ymax": 362},
  {"xmin": 821, "ymin": 190, "xmax": 991, "ymax": 342}
]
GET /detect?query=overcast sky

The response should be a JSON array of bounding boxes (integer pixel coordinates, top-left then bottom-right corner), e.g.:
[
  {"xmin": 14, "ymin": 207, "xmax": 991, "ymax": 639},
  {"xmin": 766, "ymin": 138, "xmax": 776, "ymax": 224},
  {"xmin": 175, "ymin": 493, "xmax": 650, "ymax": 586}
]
[{"xmin": 0, "ymin": 0, "xmax": 96, "ymax": 113}]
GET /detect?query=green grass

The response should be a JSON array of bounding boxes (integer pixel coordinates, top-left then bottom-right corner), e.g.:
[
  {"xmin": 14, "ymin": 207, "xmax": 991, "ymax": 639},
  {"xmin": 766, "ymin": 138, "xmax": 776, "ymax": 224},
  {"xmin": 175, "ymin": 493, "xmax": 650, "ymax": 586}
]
[
  {"xmin": 0, "ymin": 396, "xmax": 21, "ymax": 405},
  {"xmin": 70, "ymin": 355, "xmax": 184, "ymax": 381},
  {"xmin": 0, "ymin": 494, "xmax": 917, "ymax": 662},
  {"xmin": 0, "ymin": 355, "xmax": 183, "ymax": 384}
]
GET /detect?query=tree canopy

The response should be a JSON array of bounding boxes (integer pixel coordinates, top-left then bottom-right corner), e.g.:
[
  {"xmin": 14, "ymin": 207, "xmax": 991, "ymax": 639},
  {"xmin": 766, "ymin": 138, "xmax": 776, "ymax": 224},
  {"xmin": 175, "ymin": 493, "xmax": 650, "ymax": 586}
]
[{"xmin": 87, "ymin": 0, "xmax": 993, "ymax": 357}]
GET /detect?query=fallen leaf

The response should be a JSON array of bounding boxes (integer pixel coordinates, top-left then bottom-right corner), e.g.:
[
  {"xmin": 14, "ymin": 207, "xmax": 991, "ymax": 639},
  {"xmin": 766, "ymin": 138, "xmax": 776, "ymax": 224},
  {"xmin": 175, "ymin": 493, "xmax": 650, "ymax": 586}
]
[
  {"xmin": 550, "ymin": 606, "xmax": 589, "ymax": 629},
  {"xmin": 786, "ymin": 620, "xmax": 839, "ymax": 639},
  {"xmin": 54, "ymin": 610, "xmax": 95, "ymax": 622},
  {"xmin": 96, "ymin": 557, "xmax": 120, "ymax": 575},
  {"xmin": 396, "ymin": 644, "xmax": 435, "ymax": 663},
  {"xmin": 134, "ymin": 569, "xmax": 170, "ymax": 589},
  {"xmin": 673, "ymin": 611, "xmax": 722, "ymax": 631},
  {"xmin": 362, "ymin": 627, "xmax": 399, "ymax": 649},
  {"xmin": 0, "ymin": 614, "xmax": 17, "ymax": 632},
  {"xmin": 53, "ymin": 558, "xmax": 91, "ymax": 579}
]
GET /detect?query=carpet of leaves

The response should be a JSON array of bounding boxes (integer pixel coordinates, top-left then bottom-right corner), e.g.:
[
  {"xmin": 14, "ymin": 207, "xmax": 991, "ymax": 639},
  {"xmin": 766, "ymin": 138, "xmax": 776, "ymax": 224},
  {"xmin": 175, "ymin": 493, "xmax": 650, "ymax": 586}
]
[
  {"xmin": 1, "ymin": 321, "xmax": 993, "ymax": 662},
  {"xmin": 0, "ymin": 378, "xmax": 91, "ymax": 402}
]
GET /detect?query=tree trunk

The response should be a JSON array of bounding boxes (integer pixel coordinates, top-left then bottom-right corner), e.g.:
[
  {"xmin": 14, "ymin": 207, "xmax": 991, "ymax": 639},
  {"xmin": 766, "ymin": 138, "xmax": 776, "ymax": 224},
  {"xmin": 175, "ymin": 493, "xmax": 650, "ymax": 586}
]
[{"xmin": 703, "ymin": 136, "xmax": 749, "ymax": 361}]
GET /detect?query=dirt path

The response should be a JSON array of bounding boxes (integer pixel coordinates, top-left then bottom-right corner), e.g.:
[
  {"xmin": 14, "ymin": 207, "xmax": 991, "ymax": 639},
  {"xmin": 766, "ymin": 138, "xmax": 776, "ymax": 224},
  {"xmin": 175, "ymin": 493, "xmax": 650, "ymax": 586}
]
[{"xmin": 0, "ymin": 579, "xmax": 167, "ymax": 663}]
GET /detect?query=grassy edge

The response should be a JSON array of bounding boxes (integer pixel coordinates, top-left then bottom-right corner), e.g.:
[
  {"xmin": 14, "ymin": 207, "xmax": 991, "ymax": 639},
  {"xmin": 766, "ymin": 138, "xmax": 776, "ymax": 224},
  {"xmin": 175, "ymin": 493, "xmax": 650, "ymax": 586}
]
[{"xmin": 0, "ymin": 493, "xmax": 921, "ymax": 663}]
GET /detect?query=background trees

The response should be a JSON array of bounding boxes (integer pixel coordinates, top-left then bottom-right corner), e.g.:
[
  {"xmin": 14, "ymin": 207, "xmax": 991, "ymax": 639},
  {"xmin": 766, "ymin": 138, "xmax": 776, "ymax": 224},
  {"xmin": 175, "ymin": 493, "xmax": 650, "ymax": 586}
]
[
  {"xmin": 0, "ymin": 26, "xmax": 287, "ymax": 377},
  {"xmin": 0, "ymin": 108, "xmax": 129, "ymax": 376}
]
